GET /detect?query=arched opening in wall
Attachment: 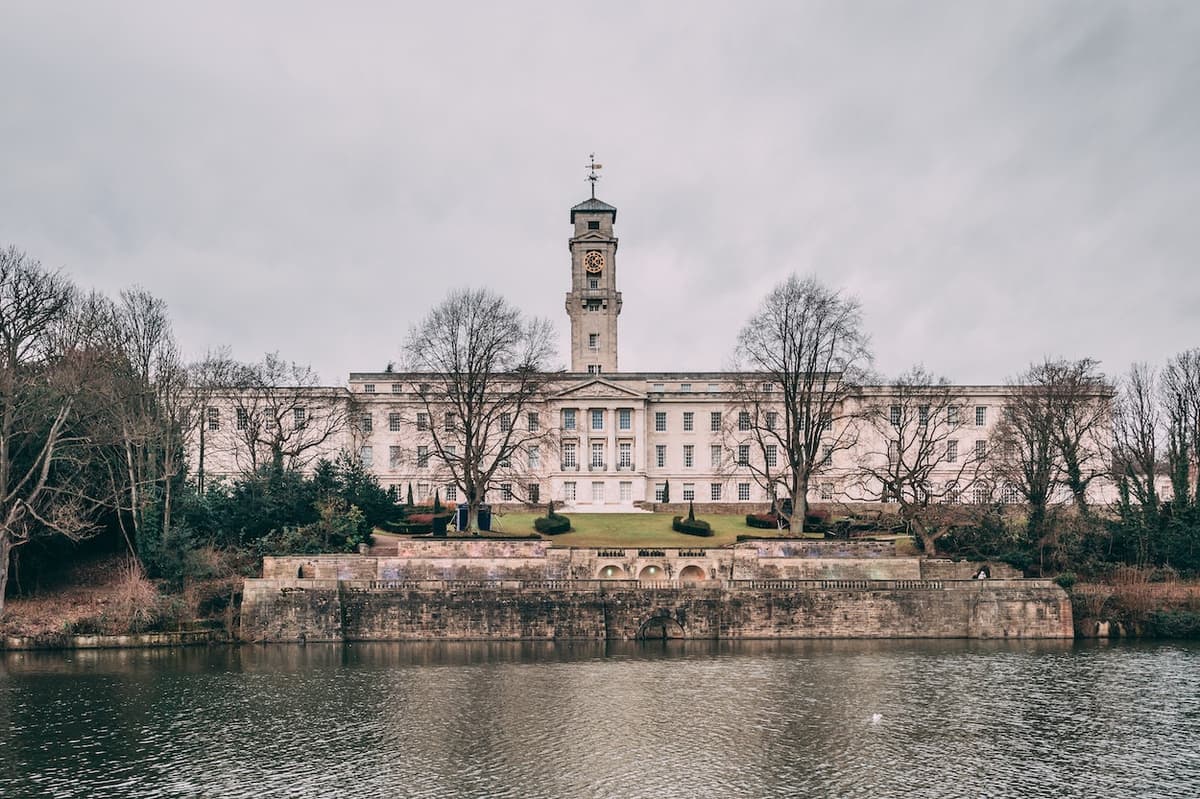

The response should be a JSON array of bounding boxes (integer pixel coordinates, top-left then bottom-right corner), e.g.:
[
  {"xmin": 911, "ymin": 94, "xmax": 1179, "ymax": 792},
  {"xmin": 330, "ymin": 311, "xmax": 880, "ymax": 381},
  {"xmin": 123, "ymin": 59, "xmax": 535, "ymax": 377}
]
[
  {"xmin": 638, "ymin": 564, "xmax": 666, "ymax": 581},
  {"xmin": 638, "ymin": 616, "xmax": 686, "ymax": 640},
  {"xmin": 678, "ymin": 565, "xmax": 706, "ymax": 583},
  {"xmin": 598, "ymin": 564, "xmax": 628, "ymax": 579}
]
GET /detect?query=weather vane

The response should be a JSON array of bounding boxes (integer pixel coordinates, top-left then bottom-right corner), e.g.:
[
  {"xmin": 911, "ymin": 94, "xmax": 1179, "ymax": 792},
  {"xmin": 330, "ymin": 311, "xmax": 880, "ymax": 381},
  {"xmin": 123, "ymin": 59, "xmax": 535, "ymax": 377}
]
[{"xmin": 586, "ymin": 153, "xmax": 603, "ymax": 198}]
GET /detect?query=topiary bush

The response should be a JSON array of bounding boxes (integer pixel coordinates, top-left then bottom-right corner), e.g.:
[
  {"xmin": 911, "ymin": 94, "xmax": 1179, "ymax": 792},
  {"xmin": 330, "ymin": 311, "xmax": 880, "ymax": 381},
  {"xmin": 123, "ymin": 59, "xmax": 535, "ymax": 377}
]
[
  {"xmin": 534, "ymin": 513, "xmax": 572, "ymax": 535},
  {"xmin": 673, "ymin": 515, "xmax": 713, "ymax": 537},
  {"xmin": 746, "ymin": 513, "xmax": 785, "ymax": 529}
]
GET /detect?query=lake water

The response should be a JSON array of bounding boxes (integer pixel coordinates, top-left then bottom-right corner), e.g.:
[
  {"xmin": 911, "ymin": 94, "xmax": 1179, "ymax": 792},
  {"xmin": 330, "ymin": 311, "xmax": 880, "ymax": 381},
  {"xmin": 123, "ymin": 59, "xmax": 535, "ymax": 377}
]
[{"xmin": 2, "ymin": 640, "xmax": 1198, "ymax": 798}]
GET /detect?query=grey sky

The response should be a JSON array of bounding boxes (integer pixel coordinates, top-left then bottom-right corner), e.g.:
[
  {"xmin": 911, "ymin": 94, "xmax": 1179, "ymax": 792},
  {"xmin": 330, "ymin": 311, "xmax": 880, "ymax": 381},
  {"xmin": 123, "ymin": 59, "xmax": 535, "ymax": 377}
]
[{"xmin": 2, "ymin": 2, "xmax": 1197, "ymax": 384}]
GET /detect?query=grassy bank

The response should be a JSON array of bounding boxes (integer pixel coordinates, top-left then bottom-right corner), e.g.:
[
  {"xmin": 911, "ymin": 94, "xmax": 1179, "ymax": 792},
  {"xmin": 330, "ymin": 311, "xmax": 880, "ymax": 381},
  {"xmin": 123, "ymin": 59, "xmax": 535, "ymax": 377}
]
[{"xmin": 1070, "ymin": 569, "xmax": 1200, "ymax": 638}]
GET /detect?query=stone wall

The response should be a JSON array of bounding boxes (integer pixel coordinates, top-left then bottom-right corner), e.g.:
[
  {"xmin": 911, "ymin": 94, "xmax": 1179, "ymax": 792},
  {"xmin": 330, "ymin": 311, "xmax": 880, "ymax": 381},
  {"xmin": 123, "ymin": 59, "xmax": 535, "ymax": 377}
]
[{"xmin": 240, "ymin": 579, "xmax": 1073, "ymax": 642}]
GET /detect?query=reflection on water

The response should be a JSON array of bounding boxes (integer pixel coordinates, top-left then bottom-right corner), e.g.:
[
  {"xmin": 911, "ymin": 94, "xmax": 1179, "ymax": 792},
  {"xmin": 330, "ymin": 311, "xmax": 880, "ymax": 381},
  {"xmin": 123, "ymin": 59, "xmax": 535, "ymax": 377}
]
[{"xmin": 2, "ymin": 640, "xmax": 1198, "ymax": 798}]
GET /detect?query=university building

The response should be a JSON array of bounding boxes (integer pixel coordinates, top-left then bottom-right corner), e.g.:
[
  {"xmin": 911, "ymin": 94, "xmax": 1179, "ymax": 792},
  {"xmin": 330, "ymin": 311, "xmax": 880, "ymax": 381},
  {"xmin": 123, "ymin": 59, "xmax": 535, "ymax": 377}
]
[{"xmin": 195, "ymin": 192, "xmax": 1055, "ymax": 510}]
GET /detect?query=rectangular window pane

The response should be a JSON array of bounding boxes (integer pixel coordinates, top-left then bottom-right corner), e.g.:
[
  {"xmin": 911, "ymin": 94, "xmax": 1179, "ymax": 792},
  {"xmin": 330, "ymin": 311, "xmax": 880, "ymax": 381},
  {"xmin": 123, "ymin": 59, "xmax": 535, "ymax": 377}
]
[
  {"xmin": 619, "ymin": 481, "xmax": 632, "ymax": 501},
  {"xmin": 654, "ymin": 483, "xmax": 666, "ymax": 502},
  {"xmin": 619, "ymin": 442, "xmax": 632, "ymax": 468},
  {"xmin": 684, "ymin": 444, "xmax": 694, "ymax": 467},
  {"xmin": 592, "ymin": 481, "xmax": 604, "ymax": 502},
  {"xmin": 766, "ymin": 445, "xmax": 777, "ymax": 468},
  {"xmin": 564, "ymin": 481, "xmax": 576, "ymax": 501},
  {"xmin": 389, "ymin": 412, "xmax": 401, "ymax": 432},
  {"xmin": 360, "ymin": 446, "xmax": 373, "ymax": 467},
  {"xmin": 654, "ymin": 412, "xmax": 666, "ymax": 432},
  {"xmin": 417, "ymin": 446, "xmax": 429, "ymax": 467},
  {"xmin": 528, "ymin": 412, "xmax": 539, "ymax": 431},
  {"xmin": 710, "ymin": 444, "xmax": 721, "ymax": 467},
  {"xmin": 446, "ymin": 484, "xmax": 457, "ymax": 502},
  {"xmin": 562, "ymin": 442, "xmax": 577, "ymax": 468},
  {"xmin": 976, "ymin": 406, "xmax": 987, "ymax": 426},
  {"xmin": 389, "ymin": 445, "xmax": 402, "ymax": 468},
  {"xmin": 591, "ymin": 409, "xmax": 604, "ymax": 430},
  {"xmin": 738, "ymin": 412, "xmax": 750, "ymax": 431},
  {"xmin": 738, "ymin": 483, "xmax": 751, "ymax": 501},
  {"xmin": 710, "ymin": 483, "xmax": 722, "ymax": 501},
  {"xmin": 682, "ymin": 483, "xmax": 695, "ymax": 501},
  {"xmin": 710, "ymin": 411, "xmax": 721, "ymax": 432},
  {"xmin": 618, "ymin": 409, "xmax": 631, "ymax": 430},
  {"xmin": 683, "ymin": 412, "xmax": 694, "ymax": 432},
  {"xmin": 656, "ymin": 445, "xmax": 666, "ymax": 468}
]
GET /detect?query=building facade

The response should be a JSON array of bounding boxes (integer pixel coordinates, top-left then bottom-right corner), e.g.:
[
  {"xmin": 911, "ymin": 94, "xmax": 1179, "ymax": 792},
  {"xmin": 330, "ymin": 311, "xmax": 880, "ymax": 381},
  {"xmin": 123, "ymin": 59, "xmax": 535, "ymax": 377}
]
[{"xmin": 193, "ymin": 193, "xmax": 1114, "ymax": 510}]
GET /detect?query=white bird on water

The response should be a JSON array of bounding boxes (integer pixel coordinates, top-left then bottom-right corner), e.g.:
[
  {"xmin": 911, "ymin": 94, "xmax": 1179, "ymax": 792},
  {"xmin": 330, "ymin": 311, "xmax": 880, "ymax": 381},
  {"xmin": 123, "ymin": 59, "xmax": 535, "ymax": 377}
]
[{"xmin": 870, "ymin": 713, "xmax": 883, "ymax": 724}]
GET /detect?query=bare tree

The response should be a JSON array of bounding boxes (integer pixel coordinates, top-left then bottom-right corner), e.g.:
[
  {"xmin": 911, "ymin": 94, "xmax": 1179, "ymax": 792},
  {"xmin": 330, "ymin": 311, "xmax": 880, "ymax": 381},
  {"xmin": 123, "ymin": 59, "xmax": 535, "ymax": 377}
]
[
  {"xmin": 849, "ymin": 366, "xmax": 983, "ymax": 554},
  {"xmin": 227, "ymin": 353, "xmax": 352, "ymax": 474},
  {"xmin": 994, "ymin": 358, "xmax": 1110, "ymax": 573},
  {"xmin": 0, "ymin": 247, "xmax": 108, "ymax": 613},
  {"xmin": 401, "ymin": 288, "xmax": 557, "ymax": 531},
  {"xmin": 1162, "ymin": 349, "xmax": 1200, "ymax": 508},
  {"xmin": 186, "ymin": 347, "xmax": 238, "ymax": 495},
  {"xmin": 728, "ymin": 275, "xmax": 871, "ymax": 531},
  {"xmin": 1112, "ymin": 363, "xmax": 1163, "ymax": 528}
]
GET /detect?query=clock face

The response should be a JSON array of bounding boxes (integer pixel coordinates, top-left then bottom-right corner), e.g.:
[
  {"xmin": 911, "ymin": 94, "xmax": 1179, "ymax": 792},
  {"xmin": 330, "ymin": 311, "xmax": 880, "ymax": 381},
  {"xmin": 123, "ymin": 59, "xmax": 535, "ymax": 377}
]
[{"xmin": 584, "ymin": 251, "xmax": 605, "ymax": 274}]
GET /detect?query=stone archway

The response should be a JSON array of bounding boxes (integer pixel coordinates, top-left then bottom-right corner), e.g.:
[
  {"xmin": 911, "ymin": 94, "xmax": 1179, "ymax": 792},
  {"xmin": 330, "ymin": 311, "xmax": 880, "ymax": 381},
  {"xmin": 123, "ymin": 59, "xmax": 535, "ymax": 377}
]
[
  {"xmin": 598, "ymin": 564, "xmax": 628, "ymax": 579},
  {"xmin": 638, "ymin": 615, "xmax": 686, "ymax": 640},
  {"xmin": 678, "ymin": 565, "xmax": 706, "ymax": 583},
  {"xmin": 638, "ymin": 564, "xmax": 666, "ymax": 581}
]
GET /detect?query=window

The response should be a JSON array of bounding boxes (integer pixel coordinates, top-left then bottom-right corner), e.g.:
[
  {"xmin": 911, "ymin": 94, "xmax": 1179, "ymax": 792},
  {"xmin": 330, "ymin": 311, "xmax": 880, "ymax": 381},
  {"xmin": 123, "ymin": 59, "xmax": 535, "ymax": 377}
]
[
  {"xmin": 618, "ymin": 408, "xmax": 631, "ymax": 430},
  {"xmin": 501, "ymin": 483, "xmax": 513, "ymax": 501},
  {"xmin": 888, "ymin": 441, "xmax": 899, "ymax": 464},
  {"xmin": 592, "ymin": 481, "xmax": 605, "ymax": 502},
  {"xmin": 710, "ymin": 411, "xmax": 722, "ymax": 432},
  {"xmin": 766, "ymin": 411, "xmax": 778, "ymax": 430},
  {"xmin": 944, "ymin": 481, "xmax": 960, "ymax": 503},
  {"xmin": 618, "ymin": 442, "xmax": 632, "ymax": 468},
  {"xmin": 683, "ymin": 412, "xmax": 694, "ymax": 432},
  {"xmin": 918, "ymin": 405, "xmax": 930, "ymax": 426},
  {"xmin": 360, "ymin": 412, "xmax": 373, "ymax": 433},
  {"xmin": 682, "ymin": 483, "xmax": 695, "ymax": 501},
  {"xmin": 820, "ymin": 482, "xmax": 834, "ymax": 501},
  {"xmin": 1002, "ymin": 484, "xmax": 1021, "ymax": 503},
  {"xmin": 444, "ymin": 412, "xmax": 455, "ymax": 432},
  {"xmin": 587, "ymin": 220, "xmax": 600, "ymax": 230},
  {"xmin": 586, "ymin": 300, "xmax": 601, "ymax": 311},
  {"xmin": 654, "ymin": 483, "xmax": 666, "ymax": 502},
  {"xmin": 821, "ymin": 445, "xmax": 833, "ymax": 466},
  {"xmin": 416, "ymin": 446, "xmax": 429, "ymax": 468},
  {"xmin": 683, "ymin": 444, "xmax": 694, "ymax": 468},
  {"xmin": 499, "ymin": 452, "xmax": 511, "ymax": 468},
  {"xmin": 389, "ymin": 412, "xmax": 402, "ymax": 432},
  {"xmin": 738, "ymin": 445, "xmax": 750, "ymax": 466},
  {"xmin": 416, "ymin": 482, "xmax": 429, "ymax": 500},
  {"xmin": 654, "ymin": 412, "xmax": 667, "ymax": 432},
  {"xmin": 948, "ymin": 406, "xmax": 960, "ymax": 426},
  {"xmin": 236, "ymin": 408, "xmax": 248, "ymax": 430},
  {"xmin": 591, "ymin": 442, "xmax": 604, "ymax": 469},
  {"xmin": 528, "ymin": 412, "xmax": 539, "ymax": 431},
  {"xmin": 707, "ymin": 383, "xmax": 719, "ymax": 392},
  {"xmin": 738, "ymin": 483, "xmax": 751, "ymax": 501},
  {"xmin": 418, "ymin": 383, "xmax": 430, "ymax": 395},
  {"xmin": 680, "ymin": 383, "xmax": 692, "ymax": 392},
  {"xmin": 445, "ymin": 445, "xmax": 457, "ymax": 461},
  {"xmin": 975, "ymin": 440, "xmax": 987, "ymax": 460},
  {"xmin": 563, "ymin": 409, "xmax": 576, "ymax": 430},
  {"xmin": 206, "ymin": 407, "xmax": 220, "ymax": 431},
  {"xmin": 821, "ymin": 413, "xmax": 833, "ymax": 432},
  {"xmin": 360, "ymin": 446, "xmax": 374, "ymax": 468},
  {"xmin": 738, "ymin": 412, "xmax": 751, "ymax": 431},
  {"xmin": 766, "ymin": 445, "xmax": 778, "ymax": 468},
  {"xmin": 389, "ymin": 445, "xmax": 402, "ymax": 469},
  {"xmin": 562, "ymin": 442, "xmax": 577, "ymax": 468},
  {"xmin": 588, "ymin": 333, "xmax": 600, "ymax": 350},
  {"xmin": 656, "ymin": 444, "xmax": 666, "ymax": 468},
  {"xmin": 976, "ymin": 406, "xmax": 987, "ymax": 427},
  {"xmin": 710, "ymin": 445, "xmax": 722, "ymax": 467},
  {"xmin": 652, "ymin": 383, "xmax": 664, "ymax": 392},
  {"xmin": 500, "ymin": 412, "xmax": 512, "ymax": 431},
  {"xmin": 591, "ymin": 409, "xmax": 604, "ymax": 431},
  {"xmin": 761, "ymin": 382, "xmax": 773, "ymax": 392},
  {"xmin": 363, "ymin": 384, "xmax": 375, "ymax": 394},
  {"xmin": 564, "ymin": 481, "xmax": 576, "ymax": 501},
  {"xmin": 264, "ymin": 409, "xmax": 277, "ymax": 430},
  {"xmin": 890, "ymin": 405, "xmax": 901, "ymax": 426},
  {"xmin": 446, "ymin": 484, "xmax": 457, "ymax": 502},
  {"xmin": 528, "ymin": 446, "xmax": 540, "ymax": 468},
  {"xmin": 587, "ymin": 364, "xmax": 603, "ymax": 374},
  {"xmin": 528, "ymin": 484, "xmax": 540, "ymax": 503},
  {"xmin": 947, "ymin": 440, "xmax": 958, "ymax": 463},
  {"xmin": 711, "ymin": 483, "xmax": 722, "ymax": 501},
  {"xmin": 391, "ymin": 383, "xmax": 402, "ymax": 394},
  {"xmin": 619, "ymin": 481, "xmax": 632, "ymax": 501},
  {"xmin": 417, "ymin": 412, "xmax": 429, "ymax": 431},
  {"xmin": 588, "ymin": 277, "xmax": 599, "ymax": 290}
]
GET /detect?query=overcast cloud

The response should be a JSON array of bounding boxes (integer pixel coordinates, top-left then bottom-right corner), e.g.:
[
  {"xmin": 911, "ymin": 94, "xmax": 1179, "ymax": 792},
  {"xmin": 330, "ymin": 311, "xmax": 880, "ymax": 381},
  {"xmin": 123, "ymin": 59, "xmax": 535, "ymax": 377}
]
[{"xmin": 2, "ymin": 1, "xmax": 1197, "ymax": 384}]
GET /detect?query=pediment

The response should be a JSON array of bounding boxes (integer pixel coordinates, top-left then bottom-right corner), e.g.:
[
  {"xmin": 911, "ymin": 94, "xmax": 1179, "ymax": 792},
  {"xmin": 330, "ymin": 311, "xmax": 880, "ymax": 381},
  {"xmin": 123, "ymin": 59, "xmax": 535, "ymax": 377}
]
[
  {"xmin": 573, "ymin": 231, "xmax": 614, "ymax": 243},
  {"xmin": 552, "ymin": 378, "xmax": 645, "ymax": 400}
]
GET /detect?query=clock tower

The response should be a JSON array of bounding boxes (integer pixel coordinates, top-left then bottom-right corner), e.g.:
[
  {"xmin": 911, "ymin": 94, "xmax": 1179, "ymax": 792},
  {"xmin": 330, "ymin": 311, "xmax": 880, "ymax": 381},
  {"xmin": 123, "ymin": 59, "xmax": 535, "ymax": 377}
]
[{"xmin": 566, "ymin": 195, "xmax": 621, "ymax": 373}]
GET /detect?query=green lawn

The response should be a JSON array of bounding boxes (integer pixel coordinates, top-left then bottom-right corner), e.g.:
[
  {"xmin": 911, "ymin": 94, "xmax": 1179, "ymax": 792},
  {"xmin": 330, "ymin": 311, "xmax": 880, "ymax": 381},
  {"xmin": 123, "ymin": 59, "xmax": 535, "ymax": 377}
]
[{"xmin": 487, "ymin": 511, "xmax": 818, "ymax": 547}]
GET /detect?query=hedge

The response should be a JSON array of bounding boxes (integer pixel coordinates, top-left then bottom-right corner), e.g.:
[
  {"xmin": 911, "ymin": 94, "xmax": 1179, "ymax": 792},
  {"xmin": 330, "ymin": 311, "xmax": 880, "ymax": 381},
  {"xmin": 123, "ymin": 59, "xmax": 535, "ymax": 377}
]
[
  {"xmin": 672, "ymin": 515, "xmax": 713, "ymax": 537},
  {"xmin": 746, "ymin": 513, "xmax": 787, "ymax": 529},
  {"xmin": 534, "ymin": 513, "xmax": 572, "ymax": 535}
]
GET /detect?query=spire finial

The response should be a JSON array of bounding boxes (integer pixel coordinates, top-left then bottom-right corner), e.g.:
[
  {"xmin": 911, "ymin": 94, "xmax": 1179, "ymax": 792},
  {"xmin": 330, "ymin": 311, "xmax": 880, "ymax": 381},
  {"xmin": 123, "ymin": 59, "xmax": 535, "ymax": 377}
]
[{"xmin": 585, "ymin": 153, "xmax": 603, "ymax": 199}]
